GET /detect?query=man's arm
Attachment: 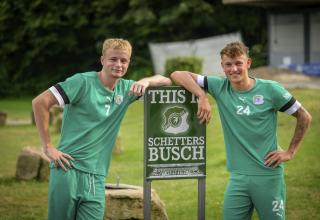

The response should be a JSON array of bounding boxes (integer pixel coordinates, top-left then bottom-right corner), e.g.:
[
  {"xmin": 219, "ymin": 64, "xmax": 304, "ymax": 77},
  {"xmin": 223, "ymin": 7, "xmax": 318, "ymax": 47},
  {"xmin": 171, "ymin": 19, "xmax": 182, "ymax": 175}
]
[
  {"xmin": 170, "ymin": 71, "xmax": 211, "ymax": 124},
  {"xmin": 265, "ymin": 106, "xmax": 312, "ymax": 167},
  {"xmin": 129, "ymin": 74, "xmax": 172, "ymax": 96},
  {"xmin": 32, "ymin": 90, "xmax": 73, "ymax": 171}
]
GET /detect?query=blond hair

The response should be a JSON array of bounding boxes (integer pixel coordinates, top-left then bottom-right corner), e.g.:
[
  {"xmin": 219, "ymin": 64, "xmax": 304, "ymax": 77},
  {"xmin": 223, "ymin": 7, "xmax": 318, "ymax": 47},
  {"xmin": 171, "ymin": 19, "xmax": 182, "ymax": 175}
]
[
  {"xmin": 220, "ymin": 41, "xmax": 249, "ymax": 59},
  {"xmin": 102, "ymin": 38, "xmax": 132, "ymax": 56}
]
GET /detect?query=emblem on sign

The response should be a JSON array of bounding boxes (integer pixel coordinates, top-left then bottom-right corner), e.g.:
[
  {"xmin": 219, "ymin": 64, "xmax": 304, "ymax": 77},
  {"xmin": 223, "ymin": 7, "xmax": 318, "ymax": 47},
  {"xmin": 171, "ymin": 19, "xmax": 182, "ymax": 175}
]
[{"xmin": 162, "ymin": 106, "xmax": 189, "ymax": 134}]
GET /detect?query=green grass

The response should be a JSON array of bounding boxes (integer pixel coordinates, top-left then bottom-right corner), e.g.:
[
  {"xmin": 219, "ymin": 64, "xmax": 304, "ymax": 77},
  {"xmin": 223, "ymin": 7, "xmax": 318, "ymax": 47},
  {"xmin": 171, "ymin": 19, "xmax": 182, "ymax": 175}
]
[
  {"xmin": 0, "ymin": 89, "xmax": 319, "ymax": 219},
  {"xmin": 0, "ymin": 97, "xmax": 33, "ymax": 120}
]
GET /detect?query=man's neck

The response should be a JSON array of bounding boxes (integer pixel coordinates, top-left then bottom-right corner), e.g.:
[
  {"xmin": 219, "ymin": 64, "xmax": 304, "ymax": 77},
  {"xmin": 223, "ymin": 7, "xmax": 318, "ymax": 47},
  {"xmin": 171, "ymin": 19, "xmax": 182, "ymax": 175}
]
[
  {"xmin": 231, "ymin": 77, "xmax": 255, "ymax": 91},
  {"xmin": 98, "ymin": 71, "xmax": 119, "ymax": 91}
]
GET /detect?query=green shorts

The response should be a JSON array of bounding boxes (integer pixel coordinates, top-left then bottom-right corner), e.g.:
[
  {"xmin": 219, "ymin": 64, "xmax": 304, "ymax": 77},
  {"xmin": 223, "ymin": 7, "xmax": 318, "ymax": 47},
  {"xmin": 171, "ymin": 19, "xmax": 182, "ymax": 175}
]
[
  {"xmin": 223, "ymin": 173, "xmax": 286, "ymax": 220},
  {"xmin": 48, "ymin": 168, "xmax": 106, "ymax": 220}
]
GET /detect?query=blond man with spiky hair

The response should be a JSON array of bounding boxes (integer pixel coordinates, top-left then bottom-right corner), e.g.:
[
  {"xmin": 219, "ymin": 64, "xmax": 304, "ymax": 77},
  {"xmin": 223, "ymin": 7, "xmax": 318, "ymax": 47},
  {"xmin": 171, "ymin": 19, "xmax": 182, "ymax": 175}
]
[{"xmin": 32, "ymin": 38, "xmax": 171, "ymax": 220}]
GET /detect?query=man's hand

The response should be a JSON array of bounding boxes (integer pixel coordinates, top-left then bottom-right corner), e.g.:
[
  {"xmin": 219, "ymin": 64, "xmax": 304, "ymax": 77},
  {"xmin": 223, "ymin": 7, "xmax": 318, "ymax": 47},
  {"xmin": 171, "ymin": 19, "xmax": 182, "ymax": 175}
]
[
  {"xmin": 264, "ymin": 149, "xmax": 293, "ymax": 168},
  {"xmin": 197, "ymin": 95, "xmax": 211, "ymax": 124},
  {"xmin": 44, "ymin": 145, "xmax": 74, "ymax": 172},
  {"xmin": 129, "ymin": 79, "xmax": 150, "ymax": 96},
  {"xmin": 129, "ymin": 74, "xmax": 172, "ymax": 96}
]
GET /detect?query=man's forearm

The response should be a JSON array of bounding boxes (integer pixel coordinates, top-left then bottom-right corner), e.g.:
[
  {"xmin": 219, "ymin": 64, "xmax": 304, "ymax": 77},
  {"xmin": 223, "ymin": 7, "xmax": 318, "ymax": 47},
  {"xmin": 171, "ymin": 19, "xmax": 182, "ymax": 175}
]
[
  {"xmin": 170, "ymin": 71, "xmax": 206, "ymax": 98},
  {"xmin": 32, "ymin": 91, "xmax": 57, "ymax": 149},
  {"xmin": 170, "ymin": 71, "xmax": 211, "ymax": 124},
  {"xmin": 288, "ymin": 106, "xmax": 312, "ymax": 156},
  {"xmin": 145, "ymin": 74, "xmax": 172, "ymax": 87}
]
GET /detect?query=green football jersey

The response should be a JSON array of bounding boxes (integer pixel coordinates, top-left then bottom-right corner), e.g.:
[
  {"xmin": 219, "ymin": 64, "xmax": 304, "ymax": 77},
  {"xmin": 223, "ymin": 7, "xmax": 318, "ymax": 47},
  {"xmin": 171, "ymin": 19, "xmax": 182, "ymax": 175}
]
[
  {"xmin": 49, "ymin": 71, "xmax": 138, "ymax": 176},
  {"xmin": 199, "ymin": 76, "xmax": 300, "ymax": 175}
]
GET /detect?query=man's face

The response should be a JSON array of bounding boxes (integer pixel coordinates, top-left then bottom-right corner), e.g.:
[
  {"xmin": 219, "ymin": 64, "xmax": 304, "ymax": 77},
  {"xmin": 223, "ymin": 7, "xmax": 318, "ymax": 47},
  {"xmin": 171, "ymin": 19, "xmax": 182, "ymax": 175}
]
[
  {"xmin": 101, "ymin": 48, "xmax": 131, "ymax": 79},
  {"xmin": 221, "ymin": 54, "xmax": 251, "ymax": 84}
]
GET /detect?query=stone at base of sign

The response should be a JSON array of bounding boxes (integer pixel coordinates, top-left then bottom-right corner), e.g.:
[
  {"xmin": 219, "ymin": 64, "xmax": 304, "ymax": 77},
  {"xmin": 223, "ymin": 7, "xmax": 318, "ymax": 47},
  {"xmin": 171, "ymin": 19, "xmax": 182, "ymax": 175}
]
[
  {"xmin": 16, "ymin": 147, "xmax": 50, "ymax": 181},
  {"xmin": 105, "ymin": 184, "xmax": 168, "ymax": 220}
]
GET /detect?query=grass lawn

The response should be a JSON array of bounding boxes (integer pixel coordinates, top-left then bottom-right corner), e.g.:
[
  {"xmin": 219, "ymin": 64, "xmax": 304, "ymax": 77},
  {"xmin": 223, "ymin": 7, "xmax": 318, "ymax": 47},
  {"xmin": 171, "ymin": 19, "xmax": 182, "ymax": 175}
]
[{"xmin": 0, "ymin": 88, "xmax": 319, "ymax": 219}]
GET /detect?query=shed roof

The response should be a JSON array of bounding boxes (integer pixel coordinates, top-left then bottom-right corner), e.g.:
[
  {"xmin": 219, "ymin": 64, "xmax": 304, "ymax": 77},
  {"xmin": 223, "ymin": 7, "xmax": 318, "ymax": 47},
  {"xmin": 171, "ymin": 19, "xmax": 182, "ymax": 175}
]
[{"xmin": 222, "ymin": 0, "xmax": 320, "ymax": 8}]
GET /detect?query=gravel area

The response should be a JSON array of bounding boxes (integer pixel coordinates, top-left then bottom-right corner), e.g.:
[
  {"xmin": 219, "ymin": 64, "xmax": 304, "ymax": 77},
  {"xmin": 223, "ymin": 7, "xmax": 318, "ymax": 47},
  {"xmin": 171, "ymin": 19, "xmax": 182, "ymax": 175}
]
[{"xmin": 250, "ymin": 66, "xmax": 320, "ymax": 89}]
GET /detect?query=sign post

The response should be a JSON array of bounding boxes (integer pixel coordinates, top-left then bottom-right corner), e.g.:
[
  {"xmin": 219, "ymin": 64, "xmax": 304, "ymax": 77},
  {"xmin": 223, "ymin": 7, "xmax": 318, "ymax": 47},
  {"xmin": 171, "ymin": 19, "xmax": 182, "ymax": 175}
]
[{"xmin": 144, "ymin": 86, "xmax": 206, "ymax": 220}]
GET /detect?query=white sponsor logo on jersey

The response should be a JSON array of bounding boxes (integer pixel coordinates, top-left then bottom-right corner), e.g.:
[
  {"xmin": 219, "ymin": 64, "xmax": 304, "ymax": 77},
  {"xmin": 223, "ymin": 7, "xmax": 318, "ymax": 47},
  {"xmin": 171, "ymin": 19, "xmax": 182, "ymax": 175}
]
[
  {"xmin": 253, "ymin": 95, "xmax": 264, "ymax": 105},
  {"xmin": 106, "ymin": 96, "xmax": 112, "ymax": 102},
  {"xmin": 238, "ymin": 97, "xmax": 246, "ymax": 103}
]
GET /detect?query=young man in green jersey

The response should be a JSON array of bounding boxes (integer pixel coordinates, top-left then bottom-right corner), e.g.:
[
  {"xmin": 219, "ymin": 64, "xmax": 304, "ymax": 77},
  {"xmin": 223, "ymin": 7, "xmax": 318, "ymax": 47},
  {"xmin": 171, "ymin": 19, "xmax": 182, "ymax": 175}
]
[
  {"xmin": 170, "ymin": 41, "xmax": 312, "ymax": 220},
  {"xmin": 32, "ymin": 38, "xmax": 171, "ymax": 220}
]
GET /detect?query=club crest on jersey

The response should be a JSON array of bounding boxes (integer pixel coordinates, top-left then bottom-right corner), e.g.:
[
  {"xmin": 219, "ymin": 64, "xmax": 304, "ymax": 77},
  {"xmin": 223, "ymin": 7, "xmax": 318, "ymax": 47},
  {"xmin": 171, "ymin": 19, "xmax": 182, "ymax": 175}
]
[
  {"xmin": 253, "ymin": 95, "xmax": 264, "ymax": 105},
  {"xmin": 114, "ymin": 95, "xmax": 123, "ymax": 105}
]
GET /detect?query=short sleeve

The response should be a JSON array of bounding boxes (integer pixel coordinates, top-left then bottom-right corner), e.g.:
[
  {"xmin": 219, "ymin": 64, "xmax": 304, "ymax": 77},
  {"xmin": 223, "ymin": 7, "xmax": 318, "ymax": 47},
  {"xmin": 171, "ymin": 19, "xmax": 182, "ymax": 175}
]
[
  {"xmin": 49, "ymin": 73, "xmax": 85, "ymax": 106},
  {"xmin": 205, "ymin": 76, "xmax": 226, "ymax": 99},
  {"xmin": 272, "ymin": 82, "xmax": 301, "ymax": 114},
  {"xmin": 196, "ymin": 75, "xmax": 225, "ymax": 99}
]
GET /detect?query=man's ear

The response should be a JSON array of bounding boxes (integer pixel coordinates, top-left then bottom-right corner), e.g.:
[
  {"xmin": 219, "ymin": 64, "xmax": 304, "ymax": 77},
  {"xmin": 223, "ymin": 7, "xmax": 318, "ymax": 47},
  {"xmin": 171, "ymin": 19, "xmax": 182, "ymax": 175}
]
[
  {"xmin": 247, "ymin": 58, "xmax": 252, "ymax": 69},
  {"xmin": 100, "ymin": 56, "xmax": 104, "ymax": 65}
]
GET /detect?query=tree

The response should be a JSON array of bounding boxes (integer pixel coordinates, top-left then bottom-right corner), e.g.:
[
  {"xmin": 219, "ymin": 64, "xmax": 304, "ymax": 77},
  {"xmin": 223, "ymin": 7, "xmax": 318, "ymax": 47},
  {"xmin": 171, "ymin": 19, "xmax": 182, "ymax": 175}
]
[{"xmin": 0, "ymin": 0, "xmax": 267, "ymax": 97}]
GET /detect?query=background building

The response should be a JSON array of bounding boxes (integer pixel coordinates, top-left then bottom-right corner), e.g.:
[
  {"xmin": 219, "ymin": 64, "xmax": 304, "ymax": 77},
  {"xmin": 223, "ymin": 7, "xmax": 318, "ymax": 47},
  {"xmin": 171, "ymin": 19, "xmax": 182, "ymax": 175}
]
[{"xmin": 223, "ymin": 0, "xmax": 320, "ymax": 75}]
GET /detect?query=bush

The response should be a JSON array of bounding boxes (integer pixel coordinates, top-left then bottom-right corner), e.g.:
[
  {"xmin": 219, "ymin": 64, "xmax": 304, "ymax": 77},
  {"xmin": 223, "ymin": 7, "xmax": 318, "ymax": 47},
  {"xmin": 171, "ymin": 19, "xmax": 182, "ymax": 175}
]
[
  {"xmin": 250, "ymin": 44, "xmax": 267, "ymax": 68},
  {"xmin": 164, "ymin": 56, "xmax": 203, "ymax": 77}
]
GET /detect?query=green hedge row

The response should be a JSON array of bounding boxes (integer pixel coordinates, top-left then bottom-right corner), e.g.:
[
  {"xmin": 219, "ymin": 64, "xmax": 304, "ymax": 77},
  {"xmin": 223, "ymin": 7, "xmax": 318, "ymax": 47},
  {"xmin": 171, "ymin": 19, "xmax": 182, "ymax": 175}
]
[{"xmin": 165, "ymin": 56, "xmax": 203, "ymax": 77}]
